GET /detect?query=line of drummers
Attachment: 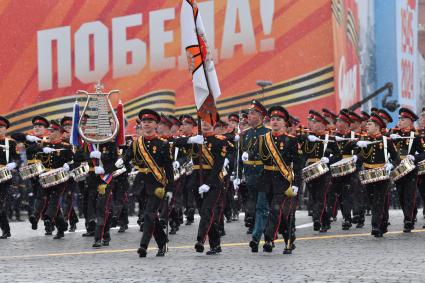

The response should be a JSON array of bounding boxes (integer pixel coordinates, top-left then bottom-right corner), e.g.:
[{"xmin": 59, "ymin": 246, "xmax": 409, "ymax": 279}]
[{"xmin": 0, "ymin": 100, "xmax": 424, "ymax": 249}]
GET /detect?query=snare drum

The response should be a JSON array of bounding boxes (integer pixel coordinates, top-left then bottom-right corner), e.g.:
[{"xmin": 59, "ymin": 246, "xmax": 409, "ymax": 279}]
[
  {"xmin": 112, "ymin": 167, "xmax": 127, "ymax": 177},
  {"xmin": 302, "ymin": 161, "xmax": 329, "ymax": 183},
  {"xmin": 330, "ymin": 157, "xmax": 356, "ymax": 178},
  {"xmin": 39, "ymin": 168, "xmax": 70, "ymax": 188},
  {"xmin": 359, "ymin": 167, "xmax": 389, "ymax": 185},
  {"xmin": 70, "ymin": 162, "xmax": 89, "ymax": 181},
  {"xmin": 19, "ymin": 162, "xmax": 45, "ymax": 180},
  {"xmin": 417, "ymin": 160, "xmax": 425, "ymax": 175},
  {"xmin": 0, "ymin": 167, "xmax": 12, "ymax": 183},
  {"xmin": 391, "ymin": 158, "xmax": 416, "ymax": 181}
]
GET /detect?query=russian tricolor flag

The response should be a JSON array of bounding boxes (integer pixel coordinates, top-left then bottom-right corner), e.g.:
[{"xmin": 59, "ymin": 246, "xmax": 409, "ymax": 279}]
[{"xmin": 70, "ymin": 100, "xmax": 81, "ymax": 146}]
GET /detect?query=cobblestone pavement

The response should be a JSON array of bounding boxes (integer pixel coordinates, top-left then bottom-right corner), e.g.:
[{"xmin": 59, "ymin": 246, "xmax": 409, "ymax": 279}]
[{"xmin": 1, "ymin": 210, "xmax": 425, "ymax": 282}]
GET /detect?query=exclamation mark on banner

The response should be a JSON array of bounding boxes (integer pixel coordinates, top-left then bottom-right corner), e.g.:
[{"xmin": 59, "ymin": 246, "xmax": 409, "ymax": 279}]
[{"xmin": 260, "ymin": 0, "xmax": 275, "ymax": 52}]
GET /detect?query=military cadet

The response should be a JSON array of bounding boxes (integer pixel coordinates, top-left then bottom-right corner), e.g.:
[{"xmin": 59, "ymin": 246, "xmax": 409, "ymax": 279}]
[
  {"xmin": 60, "ymin": 116, "xmax": 79, "ymax": 232},
  {"xmin": 389, "ymin": 108, "xmax": 424, "ymax": 232},
  {"xmin": 377, "ymin": 109, "xmax": 393, "ymax": 134},
  {"xmin": 347, "ymin": 113, "xmax": 400, "ymax": 237},
  {"xmin": 238, "ymin": 100, "xmax": 270, "ymax": 234},
  {"xmin": 174, "ymin": 118, "xmax": 227, "ymax": 255},
  {"xmin": 227, "ymin": 113, "xmax": 242, "ymax": 221},
  {"xmin": 119, "ymin": 109, "xmax": 173, "ymax": 257},
  {"xmin": 0, "ymin": 116, "xmax": 20, "ymax": 239},
  {"xmin": 36, "ymin": 120, "xmax": 73, "ymax": 239},
  {"xmin": 252, "ymin": 106, "xmax": 299, "ymax": 254},
  {"xmin": 18, "ymin": 116, "xmax": 52, "ymax": 234},
  {"xmin": 168, "ymin": 115, "xmax": 182, "ymax": 137},
  {"xmin": 327, "ymin": 110, "xmax": 357, "ymax": 230},
  {"xmin": 178, "ymin": 114, "xmax": 198, "ymax": 225},
  {"xmin": 322, "ymin": 108, "xmax": 337, "ymax": 133},
  {"xmin": 417, "ymin": 108, "xmax": 425, "ymax": 225},
  {"xmin": 300, "ymin": 110, "xmax": 341, "ymax": 232}
]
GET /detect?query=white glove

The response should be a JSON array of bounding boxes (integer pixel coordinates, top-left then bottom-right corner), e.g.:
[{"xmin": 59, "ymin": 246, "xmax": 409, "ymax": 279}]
[
  {"xmin": 26, "ymin": 135, "xmax": 41, "ymax": 142},
  {"xmin": 188, "ymin": 135, "xmax": 204, "ymax": 144},
  {"xmin": 352, "ymin": 155, "xmax": 358, "ymax": 163},
  {"xmin": 115, "ymin": 158, "xmax": 124, "ymax": 168},
  {"xmin": 43, "ymin": 147, "xmax": 56, "ymax": 154},
  {"xmin": 242, "ymin": 152, "xmax": 249, "ymax": 162},
  {"xmin": 223, "ymin": 158, "xmax": 230, "ymax": 169},
  {"xmin": 390, "ymin": 134, "xmax": 402, "ymax": 140},
  {"xmin": 90, "ymin": 150, "xmax": 102, "ymax": 159},
  {"xmin": 94, "ymin": 166, "xmax": 105, "ymax": 175},
  {"xmin": 172, "ymin": 161, "xmax": 180, "ymax": 170},
  {"xmin": 385, "ymin": 163, "xmax": 394, "ymax": 174},
  {"xmin": 198, "ymin": 184, "xmax": 210, "ymax": 194},
  {"xmin": 356, "ymin": 141, "xmax": 370, "ymax": 148},
  {"xmin": 234, "ymin": 135, "xmax": 240, "ymax": 142},
  {"xmin": 166, "ymin": 192, "xmax": 173, "ymax": 203},
  {"xmin": 308, "ymin": 135, "xmax": 320, "ymax": 142},
  {"xmin": 6, "ymin": 162, "xmax": 16, "ymax": 170},
  {"xmin": 292, "ymin": 186, "xmax": 299, "ymax": 195},
  {"xmin": 407, "ymin": 155, "xmax": 415, "ymax": 161},
  {"xmin": 321, "ymin": 157, "xmax": 329, "ymax": 164},
  {"xmin": 233, "ymin": 178, "xmax": 241, "ymax": 190},
  {"xmin": 62, "ymin": 163, "xmax": 70, "ymax": 172}
]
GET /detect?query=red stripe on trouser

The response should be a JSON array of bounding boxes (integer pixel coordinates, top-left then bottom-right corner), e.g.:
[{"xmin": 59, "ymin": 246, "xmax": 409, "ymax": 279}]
[
  {"xmin": 54, "ymin": 188, "xmax": 66, "ymax": 219},
  {"xmin": 202, "ymin": 190, "xmax": 222, "ymax": 243},
  {"xmin": 38, "ymin": 197, "xmax": 48, "ymax": 221},
  {"xmin": 332, "ymin": 194, "xmax": 338, "ymax": 216},
  {"xmin": 320, "ymin": 183, "xmax": 330, "ymax": 224},
  {"xmin": 273, "ymin": 197, "xmax": 287, "ymax": 241},
  {"xmin": 100, "ymin": 190, "xmax": 112, "ymax": 240}
]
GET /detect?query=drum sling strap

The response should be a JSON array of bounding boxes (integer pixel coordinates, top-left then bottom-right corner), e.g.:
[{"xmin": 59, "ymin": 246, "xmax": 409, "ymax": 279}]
[
  {"xmin": 5, "ymin": 138, "xmax": 9, "ymax": 163},
  {"xmin": 383, "ymin": 136, "xmax": 388, "ymax": 164},
  {"xmin": 408, "ymin": 131, "xmax": 414, "ymax": 155},
  {"xmin": 323, "ymin": 133, "xmax": 329, "ymax": 157}
]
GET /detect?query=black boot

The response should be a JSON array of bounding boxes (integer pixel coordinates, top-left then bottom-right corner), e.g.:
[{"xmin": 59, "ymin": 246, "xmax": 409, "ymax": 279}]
[
  {"xmin": 137, "ymin": 247, "xmax": 147, "ymax": 257},
  {"xmin": 206, "ymin": 246, "xmax": 221, "ymax": 255},
  {"xmin": 263, "ymin": 241, "xmax": 273, "ymax": 253},
  {"xmin": 313, "ymin": 221, "xmax": 320, "ymax": 231},
  {"xmin": 69, "ymin": 223, "xmax": 77, "ymax": 232},
  {"xmin": 118, "ymin": 226, "xmax": 126, "ymax": 233},
  {"xmin": 53, "ymin": 230, "xmax": 65, "ymax": 240},
  {"xmin": 403, "ymin": 221, "xmax": 413, "ymax": 233},
  {"xmin": 44, "ymin": 220, "xmax": 53, "ymax": 236},
  {"xmin": 246, "ymin": 227, "xmax": 253, "ymax": 234},
  {"xmin": 249, "ymin": 240, "xmax": 259, "ymax": 253},
  {"xmin": 0, "ymin": 231, "xmax": 11, "ymax": 239},
  {"xmin": 342, "ymin": 220, "xmax": 352, "ymax": 230},
  {"xmin": 156, "ymin": 246, "xmax": 166, "ymax": 257},
  {"xmin": 169, "ymin": 226, "xmax": 177, "ymax": 235},
  {"xmin": 194, "ymin": 241, "xmax": 204, "ymax": 253},
  {"xmin": 92, "ymin": 240, "xmax": 102, "ymax": 248},
  {"xmin": 29, "ymin": 215, "xmax": 38, "ymax": 230}
]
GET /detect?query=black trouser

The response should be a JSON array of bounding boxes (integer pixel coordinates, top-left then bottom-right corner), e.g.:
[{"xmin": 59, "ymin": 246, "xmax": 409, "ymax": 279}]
[
  {"xmin": 418, "ymin": 176, "xmax": 425, "ymax": 216},
  {"xmin": 162, "ymin": 177, "xmax": 184, "ymax": 229},
  {"xmin": 395, "ymin": 170, "xmax": 417, "ymax": 224},
  {"xmin": 245, "ymin": 175, "xmax": 260, "ymax": 228},
  {"xmin": 306, "ymin": 173, "xmax": 331, "ymax": 227},
  {"xmin": 351, "ymin": 173, "xmax": 366, "ymax": 224},
  {"xmin": 94, "ymin": 182, "xmax": 113, "ymax": 242},
  {"xmin": 193, "ymin": 182, "xmax": 223, "ymax": 249},
  {"xmin": 112, "ymin": 174, "xmax": 129, "ymax": 227},
  {"xmin": 182, "ymin": 174, "xmax": 195, "ymax": 221},
  {"xmin": 263, "ymin": 172, "xmax": 291, "ymax": 242},
  {"xmin": 278, "ymin": 196, "xmax": 297, "ymax": 245},
  {"xmin": 32, "ymin": 177, "xmax": 48, "ymax": 222},
  {"xmin": 45, "ymin": 184, "xmax": 68, "ymax": 233},
  {"xmin": 136, "ymin": 173, "xmax": 167, "ymax": 249},
  {"xmin": 328, "ymin": 175, "xmax": 353, "ymax": 222},
  {"xmin": 85, "ymin": 173, "xmax": 99, "ymax": 232},
  {"xmin": 63, "ymin": 180, "xmax": 79, "ymax": 227},
  {"xmin": 366, "ymin": 180, "xmax": 389, "ymax": 232},
  {"xmin": 0, "ymin": 181, "xmax": 11, "ymax": 234}
]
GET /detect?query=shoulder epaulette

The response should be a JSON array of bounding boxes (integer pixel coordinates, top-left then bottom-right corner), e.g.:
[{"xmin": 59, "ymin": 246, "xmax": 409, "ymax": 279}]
[{"xmin": 215, "ymin": 135, "xmax": 226, "ymax": 140}]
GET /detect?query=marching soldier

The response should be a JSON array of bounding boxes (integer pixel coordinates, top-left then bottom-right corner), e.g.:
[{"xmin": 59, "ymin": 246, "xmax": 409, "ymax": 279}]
[
  {"xmin": 0, "ymin": 116, "xmax": 20, "ymax": 239},
  {"xmin": 119, "ymin": 109, "xmax": 173, "ymax": 257},
  {"xmin": 174, "ymin": 119, "xmax": 227, "ymax": 255},
  {"xmin": 390, "ymin": 108, "xmax": 424, "ymax": 232},
  {"xmin": 239, "ymin": 100, "xmax": 270, "ymax": 234},
  {"xmin": 300, "ymin": 110, "xmax": 341, "ymax": 232},
  {"xmin": 178, "ymin": 114, "xmax": 197, "ymax": 225},
  {"xmin": 347, "ymin": 113, "xmax": 400, "ymax": 237},
  {"xmin": 322, "ymin": 108, "xmax": 337, "ymax": 133},
  {"xmin": 36, "ymin": 120, "xmax": 73, "ymax": 239},
  {"xmin": 60, "ymin": 116, "xmax": 79, "ymax": 232},
  {"xmin": 253, "ymin": 106, "xmax": 300, "ymax": 254}
]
